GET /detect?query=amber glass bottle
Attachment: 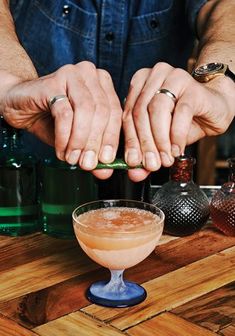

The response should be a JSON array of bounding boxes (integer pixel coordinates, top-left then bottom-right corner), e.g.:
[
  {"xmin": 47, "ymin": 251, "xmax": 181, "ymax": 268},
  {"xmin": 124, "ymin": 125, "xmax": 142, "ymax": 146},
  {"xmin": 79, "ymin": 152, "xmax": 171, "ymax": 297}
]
[{"xmin": 210, "ymin": 158, "xmax": 235, "ymax": 236}]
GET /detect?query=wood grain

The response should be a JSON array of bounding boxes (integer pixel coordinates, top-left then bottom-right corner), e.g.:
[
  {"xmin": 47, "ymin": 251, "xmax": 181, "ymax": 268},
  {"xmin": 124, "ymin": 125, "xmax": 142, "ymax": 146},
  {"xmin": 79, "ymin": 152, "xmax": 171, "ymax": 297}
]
[
  {"xmin": 33, "ymin": 311, "xmax": 124, "ymax": 336},
  {"xmin": 0, "ymin": 245, "xmax": 99, "ymax": 302},
  {"xmin": 173, "ymin": 282, "xmax": 235, "ymax": 333},
  {"xmin": 126, "ymin": 312, "xmax": 217, "ymax": 336},
  {"xmin": 219, "ymin": 324, "xmax": 235, "ymax": 336},
  {"xmin": 0, "ymin": 314, "xmax": 38, "ymax": 336},
  {"xmin": 83, "ymin": 246, "xmax": 235, "ymax": 330},
  {"xmin": 0, "ymin": 227, "xmax": 234, "ymax": 335},
  {"xmin": 1, "ymin": 227, "xmax": 234, "ymax": 328},
  {"xmin": 0, "ymin": 233, "xmax": 78, "ymax": 273}
]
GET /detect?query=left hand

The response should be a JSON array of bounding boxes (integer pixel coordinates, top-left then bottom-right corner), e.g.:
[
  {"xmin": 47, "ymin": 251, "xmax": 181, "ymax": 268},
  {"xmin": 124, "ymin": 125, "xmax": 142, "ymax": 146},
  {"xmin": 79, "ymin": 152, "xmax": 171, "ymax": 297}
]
[{"xmin": 123, "ymin": 62, "xmax": 235, "ymax": 182}]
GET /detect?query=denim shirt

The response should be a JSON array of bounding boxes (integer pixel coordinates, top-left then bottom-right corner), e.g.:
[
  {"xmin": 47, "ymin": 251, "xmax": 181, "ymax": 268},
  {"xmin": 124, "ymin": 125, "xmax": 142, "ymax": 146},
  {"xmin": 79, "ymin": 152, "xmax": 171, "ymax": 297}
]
[{"xmin": 9, "ymin": 0, "xmax": 207, "ymax": 156}]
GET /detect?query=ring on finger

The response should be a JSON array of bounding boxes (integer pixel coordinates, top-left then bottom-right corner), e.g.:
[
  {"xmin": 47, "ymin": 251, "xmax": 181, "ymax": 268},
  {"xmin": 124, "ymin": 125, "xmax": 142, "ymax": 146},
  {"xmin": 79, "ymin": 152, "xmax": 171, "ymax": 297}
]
[
  {"xmin": 155, "ymin": 88, "xmax": 177, "ymax": 103},
  {"xmin": 48, "ymin": 94, "xmax": 68, "ymax": 108}
]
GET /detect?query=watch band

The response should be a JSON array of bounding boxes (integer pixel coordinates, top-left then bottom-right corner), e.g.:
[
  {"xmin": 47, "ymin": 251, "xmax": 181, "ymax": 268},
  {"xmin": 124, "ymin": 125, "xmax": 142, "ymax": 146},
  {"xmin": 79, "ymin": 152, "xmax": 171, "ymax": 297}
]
[{"xmin": 225, "ymin": 67, "xmax": 235, "ymax": 82}]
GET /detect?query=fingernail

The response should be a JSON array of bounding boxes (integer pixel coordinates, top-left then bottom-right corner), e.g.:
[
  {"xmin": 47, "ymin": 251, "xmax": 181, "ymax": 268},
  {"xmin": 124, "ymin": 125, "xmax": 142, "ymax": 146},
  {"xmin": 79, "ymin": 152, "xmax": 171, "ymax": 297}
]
[
  {"xmin": 171, "ymin": 144, "xmax": 181, "ymax": 157},
  {"xmin": 160, "ymin": 152, "xmax": 174, "ymax": 166},
  {"xmin": 82, "ymin": 150, "xmax": 96, "ymax": 169},
  {"xmin": 144, "ymin": 152, "xmax": 159, "ymax": 170},
  {"xmin": 126, "ymin": 148, "xmax": 139, "ymax": 165},
  {"xmin": 67, "ymin": 150, "xmax": 81, "ymax": 165},
  {"xmin": 100, "ymin": 145, "xmax": 114, "ymax": 163},
  {"xmin": 57, "ymin": 151, "xmax": 65, "ymax": 161}
]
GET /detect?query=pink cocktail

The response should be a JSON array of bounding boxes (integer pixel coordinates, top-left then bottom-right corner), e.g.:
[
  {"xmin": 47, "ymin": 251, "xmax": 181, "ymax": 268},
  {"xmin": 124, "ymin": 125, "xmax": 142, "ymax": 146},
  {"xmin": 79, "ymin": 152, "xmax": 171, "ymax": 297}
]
[{"xmin": 72, "ymin": 200, "xmax": 164, "ymax": 307}]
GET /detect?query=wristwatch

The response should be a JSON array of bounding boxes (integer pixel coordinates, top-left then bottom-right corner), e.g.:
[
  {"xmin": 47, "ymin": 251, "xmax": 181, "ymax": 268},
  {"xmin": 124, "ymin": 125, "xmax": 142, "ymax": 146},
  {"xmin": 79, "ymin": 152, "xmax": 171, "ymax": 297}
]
[{"xmin": 192, "ymin": 62, "xmax": 235, "ymax": 83}]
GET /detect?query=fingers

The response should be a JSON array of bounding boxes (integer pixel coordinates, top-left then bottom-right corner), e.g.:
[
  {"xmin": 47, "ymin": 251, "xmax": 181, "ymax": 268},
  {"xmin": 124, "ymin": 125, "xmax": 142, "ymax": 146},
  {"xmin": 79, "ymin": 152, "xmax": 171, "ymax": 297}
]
[
  {"xmin": 97, "ymin": 69, "xmax": 122, "ymax": 163},
  {"xmin": 124, "ymin": 64, "xmax": 206, "ymax": 175},
  {"xmin": 45, "ymin": 62, "xmax": 121, "ymax": 177},
  {"xmin": 123, "ymin": 69, "xmax": 150, "ymax": 168},
  {"xmin": 124, "ymin": 63, "xmax": 174, "ymax": 171},
  {"xmin": 50, "ymin": 78, "xmax": 94, "ymax": 162},
  {"xmin": 152, "ymin": 68, "xmax": 192, "ymax": 158},
  {"xmin": 71, "ymin": 66, "xmax": 110, "ymax": 169}
]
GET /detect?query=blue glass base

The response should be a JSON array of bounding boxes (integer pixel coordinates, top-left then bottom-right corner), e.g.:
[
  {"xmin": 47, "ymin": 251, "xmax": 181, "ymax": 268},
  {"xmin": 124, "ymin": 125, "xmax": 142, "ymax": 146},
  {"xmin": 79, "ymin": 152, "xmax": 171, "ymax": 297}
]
[{"xmin": 86, "ymin": 280, "xmax": 147, "ymax": 307}]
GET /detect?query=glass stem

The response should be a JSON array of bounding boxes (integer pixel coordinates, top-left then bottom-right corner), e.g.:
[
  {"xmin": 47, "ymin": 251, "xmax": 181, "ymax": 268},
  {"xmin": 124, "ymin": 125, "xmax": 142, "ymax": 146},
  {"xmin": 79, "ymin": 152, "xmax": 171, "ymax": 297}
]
[{"xmin": 104, "ymin": 269, "xmax": 126, "ymax": 293}]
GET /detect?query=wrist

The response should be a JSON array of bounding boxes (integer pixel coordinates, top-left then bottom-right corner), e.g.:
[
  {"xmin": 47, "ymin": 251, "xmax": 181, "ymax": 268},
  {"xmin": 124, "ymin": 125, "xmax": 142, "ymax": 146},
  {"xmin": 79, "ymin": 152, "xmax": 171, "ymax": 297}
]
[
  {"xmin": 192, "ymin": 62, "xmax": 235, "ymax": 83},
  {"xmin": 0, "ymin": 71, "xmax": 26, "ymax": 106},
  {"xmin": 205, "ymin": 75, "xmax": 235, "ymax": 119}
]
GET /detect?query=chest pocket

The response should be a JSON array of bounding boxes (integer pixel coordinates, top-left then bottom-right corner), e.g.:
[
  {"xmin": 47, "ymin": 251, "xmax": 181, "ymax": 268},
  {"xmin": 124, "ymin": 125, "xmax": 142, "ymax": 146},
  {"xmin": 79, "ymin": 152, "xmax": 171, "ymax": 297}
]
[
  {"xmin": 11, "ymin": 0, "xmax": 98, "ymax": 76},
  {"xmin": 120, "ymin": 1, "xmax": 192, "ymax": 98}
]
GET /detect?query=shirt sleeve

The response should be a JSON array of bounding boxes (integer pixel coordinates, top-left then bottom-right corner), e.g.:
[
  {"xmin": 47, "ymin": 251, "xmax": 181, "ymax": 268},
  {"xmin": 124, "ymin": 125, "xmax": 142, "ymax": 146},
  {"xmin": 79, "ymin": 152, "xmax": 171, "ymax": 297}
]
[{"xmin": 185, "ymin": 0, "xmax": 208, "ymax": 35}]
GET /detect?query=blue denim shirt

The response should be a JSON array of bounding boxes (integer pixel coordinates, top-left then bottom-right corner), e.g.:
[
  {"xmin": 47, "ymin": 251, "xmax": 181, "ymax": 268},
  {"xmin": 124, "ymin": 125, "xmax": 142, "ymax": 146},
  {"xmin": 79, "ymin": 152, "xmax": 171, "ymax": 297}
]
[{"xmin": 9, "ymin": 0, "xmax": 207, "ymax": 156}]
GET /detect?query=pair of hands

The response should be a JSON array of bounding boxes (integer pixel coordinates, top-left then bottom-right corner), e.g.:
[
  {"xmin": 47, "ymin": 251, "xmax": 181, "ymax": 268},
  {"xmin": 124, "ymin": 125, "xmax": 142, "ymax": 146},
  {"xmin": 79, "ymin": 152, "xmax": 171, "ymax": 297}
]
[{"xmin": 1, "ymin": 61, "xmax": 234, "ymax": 181}]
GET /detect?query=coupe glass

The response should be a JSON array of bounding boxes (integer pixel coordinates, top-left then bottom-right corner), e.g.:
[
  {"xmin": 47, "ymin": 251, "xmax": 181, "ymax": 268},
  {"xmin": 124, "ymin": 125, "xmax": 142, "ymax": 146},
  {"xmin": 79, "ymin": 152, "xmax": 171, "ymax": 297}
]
[{"xmin": 72, "ymin": 199, "xmax": 164, "ymax": 307}]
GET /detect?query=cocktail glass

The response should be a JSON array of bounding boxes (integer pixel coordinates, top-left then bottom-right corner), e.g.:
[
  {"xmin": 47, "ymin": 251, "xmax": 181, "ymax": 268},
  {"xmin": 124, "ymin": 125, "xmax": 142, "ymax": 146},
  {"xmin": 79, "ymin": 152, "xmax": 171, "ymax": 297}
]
[{"xmin": 72, "ymin": 199, "xmax": 164, "ymax": 307}]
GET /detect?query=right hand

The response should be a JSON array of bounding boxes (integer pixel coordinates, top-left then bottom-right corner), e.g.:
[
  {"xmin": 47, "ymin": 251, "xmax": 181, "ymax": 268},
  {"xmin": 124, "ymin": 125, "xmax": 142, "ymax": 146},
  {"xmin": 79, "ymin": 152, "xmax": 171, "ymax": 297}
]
[{"xmin": 0, "ymin": 61, "xmax": 122, "ymax": 179}]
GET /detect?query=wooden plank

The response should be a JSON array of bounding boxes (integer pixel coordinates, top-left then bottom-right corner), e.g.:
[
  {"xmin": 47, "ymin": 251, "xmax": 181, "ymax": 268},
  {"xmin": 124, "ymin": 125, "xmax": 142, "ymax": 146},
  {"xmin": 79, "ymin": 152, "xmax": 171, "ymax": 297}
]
[
  {"xmin": 219, "ymin": 324, "xmax": 235, "ymax": 336},
  {"xmin": 0, "ymin": 233, "xmax": 78, "ymax": 273},
  {"xmin": 0, "ymin": 236, "xmax": 16, "ymax": 248},
  {"xmin": 173, "ymin": 282, "xmax": 235, "ymax": 333},
  {"xmin": 0, "ymin": 268, "xmax": 108, "ymax": 329},
  {"xmin": 1, "ymin": 228, "xmax": 234, "ymax": 328},
  {"xmin": 33, "ymin": 311, "xmax": 125, "ymax": 336},
  {"xmin": 82, "ymin": 246, "xmax": 235, "ymax": 330},
  {"xmin": 127, "ymin": 312, "xmax": 217, "ymax": 336},
  {"xmin": 0, "ymin": 246, "xmax": 99, "ymax": 302},
  {"xmin": 0, "ymin": 314, "xmax": 38, "ymax": 336}
]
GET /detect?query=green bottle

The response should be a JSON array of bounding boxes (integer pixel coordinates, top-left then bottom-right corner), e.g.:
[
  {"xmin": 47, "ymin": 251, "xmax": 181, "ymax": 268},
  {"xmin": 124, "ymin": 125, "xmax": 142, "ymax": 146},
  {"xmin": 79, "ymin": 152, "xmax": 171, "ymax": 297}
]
[
  {"xmin": 0, "ymin": 117, "xmax": 39, "ymax": 236},
  {"xmin": 41, "ymin": 157, "xmax": 98, "ymax": 238}
]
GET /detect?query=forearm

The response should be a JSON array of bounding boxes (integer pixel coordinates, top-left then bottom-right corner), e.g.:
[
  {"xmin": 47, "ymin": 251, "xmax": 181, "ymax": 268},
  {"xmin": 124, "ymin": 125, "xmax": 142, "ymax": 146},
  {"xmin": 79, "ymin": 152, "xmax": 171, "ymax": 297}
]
[
  {"xmin": 196, "ymin": 0, "xmax": 235, "ymax": 72},
  {"xmin": 0, "ymin": 0, "xmax": 37, "ymax": 100}
]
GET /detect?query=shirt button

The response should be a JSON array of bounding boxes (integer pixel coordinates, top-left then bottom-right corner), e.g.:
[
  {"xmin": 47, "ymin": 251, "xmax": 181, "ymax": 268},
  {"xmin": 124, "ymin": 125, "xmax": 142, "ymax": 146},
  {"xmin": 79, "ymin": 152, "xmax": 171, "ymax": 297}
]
[
  {"xmin": 150, "ymin": 18, "xmax": 159, "ymax": 29},
  {"xmin": 105, "ymin": 32, "xmax": 115, "ymax": 41},
  {"xmin": 62, "ymin": 4, "xmax": 71, "ymax": 16}
]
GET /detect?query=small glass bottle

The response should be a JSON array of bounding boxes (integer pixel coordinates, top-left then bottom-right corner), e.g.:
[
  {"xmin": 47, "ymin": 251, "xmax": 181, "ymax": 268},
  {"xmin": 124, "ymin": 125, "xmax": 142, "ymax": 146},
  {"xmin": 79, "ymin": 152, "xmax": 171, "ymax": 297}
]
[
  {"xmin": 0, "ymin": 117, "xmax": 39, "ymax": 236},
  {"xmin": 210, "ymin": 158, "xmax": 235, "ymax": 236},
  {"xmin": 41, "ymin": 157, "xmax": 98, "ymax": 238},
  {"xmin": 152, "ymin": 155, "xmax": 210, "ymax": 236}
]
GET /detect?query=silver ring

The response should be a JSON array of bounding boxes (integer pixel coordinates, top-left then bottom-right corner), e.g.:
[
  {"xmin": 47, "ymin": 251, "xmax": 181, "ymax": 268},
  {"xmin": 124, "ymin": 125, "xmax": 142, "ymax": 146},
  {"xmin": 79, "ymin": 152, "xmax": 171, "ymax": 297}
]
[
  {"xmin": 48, "ymin": 94, "xmax": 68, "ymax": 108},
  {"xmin": 155, "ymin": 88, "xmax": 177, "ymax": 102}
]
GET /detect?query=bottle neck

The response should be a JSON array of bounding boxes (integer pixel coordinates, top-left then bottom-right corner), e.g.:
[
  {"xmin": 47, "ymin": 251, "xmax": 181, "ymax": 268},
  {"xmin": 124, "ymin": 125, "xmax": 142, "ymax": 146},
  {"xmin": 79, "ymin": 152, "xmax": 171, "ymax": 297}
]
[
  {"xmin": 228, "ymin": 158, "xmax": 235, "ymax": 183},
  {"xmin": 170, "ymin": 155, "xmax": 195, "ymax": 183}
]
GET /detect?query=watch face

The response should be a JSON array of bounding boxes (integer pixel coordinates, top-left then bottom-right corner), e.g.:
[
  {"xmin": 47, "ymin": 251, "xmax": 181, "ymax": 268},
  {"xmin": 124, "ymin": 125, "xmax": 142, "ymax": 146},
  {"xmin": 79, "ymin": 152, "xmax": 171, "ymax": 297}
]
[{"xmin": 195, "ymin": 63, "xmax": 223, "ymax": 75}]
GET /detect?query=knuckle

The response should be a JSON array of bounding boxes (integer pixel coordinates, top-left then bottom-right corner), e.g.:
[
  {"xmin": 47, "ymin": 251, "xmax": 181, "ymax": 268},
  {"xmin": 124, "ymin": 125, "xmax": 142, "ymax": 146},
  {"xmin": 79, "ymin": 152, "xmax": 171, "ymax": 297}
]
[
  {"xmin": 172, "ymin": 67, "xmax": 186, "ymax": 77},
  {"xmin": 176, "ymin": 101, "xmax": 192, "ymax": 113},
  {"xmin": 148, "ymin": 99, "xmax": 159, "ymax": 112},
  {"xmin": 58, "ymin": 64, "xmax": 74, "ymax": 74},
  {"xmin": 131, "ymin": 68, "xmax": 149, "ymax": 84},
  {"xmin": 132, "ymin": 104, "xmax": 144, "ymax": 120},
  {"xmin": 98, "ymin": 69, "xmax": 112, "ymax": 81},
  {"xmin": 122, "ymin": 108, "xmax": 132, "ymax": 123},
  {"xmin": 126, "ymin": 137, "xmax": 138, "ymax": 148},
  {"xmin": 78, "ymin": 61, "xmax": 96, "ymax": 71},
  {"xmin": 140, "ymin": 138, "xmax": 153, "ymax": 148},
  {"xmin": 53, "ymin": 108, "xmax": 72, "ymax": 120},
  {"xmin": 153, "ymin": 62, "xmax": 172, "ymax": 73},
  {"xmin": 86, "ymin": 138, "xmax": 100, "ymax": 150}
]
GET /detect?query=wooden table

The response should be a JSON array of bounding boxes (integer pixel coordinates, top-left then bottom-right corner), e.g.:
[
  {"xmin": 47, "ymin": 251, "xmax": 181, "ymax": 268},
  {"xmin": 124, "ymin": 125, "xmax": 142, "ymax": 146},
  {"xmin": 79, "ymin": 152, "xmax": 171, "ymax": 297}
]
[{"xmin": 0, "ymin": 225, "xmax": 234, "ymax": 336}]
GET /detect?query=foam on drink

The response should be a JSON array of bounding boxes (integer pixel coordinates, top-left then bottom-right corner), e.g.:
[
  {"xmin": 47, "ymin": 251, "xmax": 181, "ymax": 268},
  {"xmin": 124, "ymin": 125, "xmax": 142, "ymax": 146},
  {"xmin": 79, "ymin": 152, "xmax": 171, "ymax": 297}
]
[{"xmin": 74, "ymin": 207, "xmax": 163, "ymax": 269}]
